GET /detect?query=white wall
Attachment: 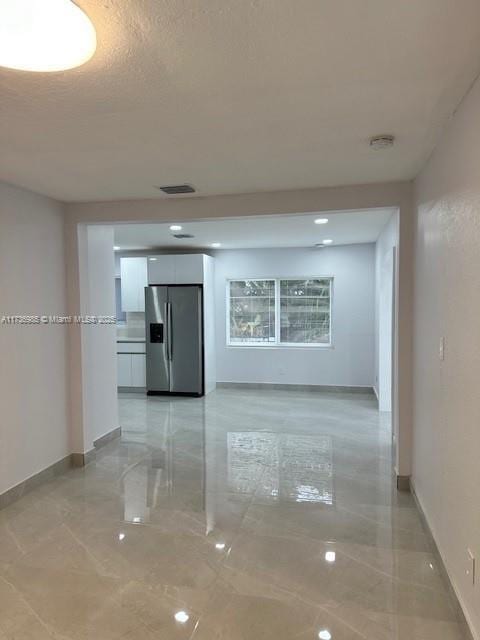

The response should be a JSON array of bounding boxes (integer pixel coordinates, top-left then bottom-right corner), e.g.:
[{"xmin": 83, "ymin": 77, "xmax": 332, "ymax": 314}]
[
  {"xmin": 203, "ymin": 255, "xmax": 217, "ymax": 393},
  {"xmin": 413, "ymin": 76, "xmax": 480, "ymax": 636},
  {"xmin": 78, "ymin": 225, "xmax": 119, "ymax": 450},
  {"xmin": 214, "ymin": 244, "xmax": 375, "ymax": 387},
  {"xmin": 0, "ymin": 182, "xmax": 69, "ymax": 494},
  {"xmin": 374, "ymin": 212, "xmax": 398, "ymax": 411}
]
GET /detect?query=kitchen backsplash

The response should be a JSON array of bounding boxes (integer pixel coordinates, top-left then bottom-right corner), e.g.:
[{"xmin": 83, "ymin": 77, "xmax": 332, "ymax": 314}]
[{"xmin": 117, "ymin": 312, "xmax": 145, "ymax": 339}]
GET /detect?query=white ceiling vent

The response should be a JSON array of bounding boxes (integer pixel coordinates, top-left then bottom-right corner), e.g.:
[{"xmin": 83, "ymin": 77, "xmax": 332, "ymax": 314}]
[
  {"xmin": 369, "ymin": 135, "xmax": 395, "ymax": 150},
  {"xmin": 158, "ymin": 184, "xmax": 195, "ymax": 194}
]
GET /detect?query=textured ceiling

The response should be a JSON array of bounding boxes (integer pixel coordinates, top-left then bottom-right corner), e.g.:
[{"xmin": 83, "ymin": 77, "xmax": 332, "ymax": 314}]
[
  {"xmin": 1, "ymin": 0, "xmax": 480, "ymax": 201},
  {"xmin": 113, "ymin": 209, "xmax": 394, "ymax": 250}
]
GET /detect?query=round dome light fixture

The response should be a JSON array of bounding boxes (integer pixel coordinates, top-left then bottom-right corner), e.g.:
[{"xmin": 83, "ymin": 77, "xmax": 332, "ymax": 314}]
[
  {"xmin": 369, "ymin": 135, "xmax": 395, "ymax": 151},
  {"xmin": 0, "ymin": 0, "xmax": 96, "ymax": 72}
]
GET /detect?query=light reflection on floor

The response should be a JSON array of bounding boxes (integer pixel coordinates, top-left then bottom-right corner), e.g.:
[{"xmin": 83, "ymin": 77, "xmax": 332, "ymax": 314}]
[{"xmin": 0, "ymin": 388, "xmax": 466, "ymax": 640}]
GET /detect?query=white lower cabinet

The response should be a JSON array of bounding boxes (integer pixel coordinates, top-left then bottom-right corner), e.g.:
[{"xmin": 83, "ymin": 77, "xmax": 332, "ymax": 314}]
[
  {"xmin": 117, "ymin": 353, "xmax": 132, "ymax": 387},
  {"xmin": 131, "ymin": 354, "xmax": 146, "ymax": 387},
  {"xmin": 117, "ymin": 348, "xmax": 146, "ymax": 388}
]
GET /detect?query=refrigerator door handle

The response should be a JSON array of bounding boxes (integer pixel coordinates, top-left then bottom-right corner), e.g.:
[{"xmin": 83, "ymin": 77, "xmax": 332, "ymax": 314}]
[
  {"xmin": 164, "ymin": 302, "xmax": 170, "ymax": 361},
  {"xmin": 167, "ymin": 302, "xmax": 173, "ymax": 361}
]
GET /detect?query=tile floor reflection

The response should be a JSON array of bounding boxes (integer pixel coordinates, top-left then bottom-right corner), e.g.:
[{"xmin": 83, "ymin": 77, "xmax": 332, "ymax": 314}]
[{"xmin": 0, "ymin": 389, "xmax": 467, "ymax": 639}]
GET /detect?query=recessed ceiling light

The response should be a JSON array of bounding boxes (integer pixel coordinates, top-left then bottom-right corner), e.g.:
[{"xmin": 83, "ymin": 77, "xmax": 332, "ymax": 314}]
[
  {"xmin": 315, "ymin": 218, "xmax": 329, "ymax": 225},
  {"xmin": 318, "ymin": 630, "xmax": 332, "ymax": 640},
  {"xmin": 114, "ymin": 246, "xmax": 121, "ymax": 251},
  {"xmin": 322, "ymin": 239, "xmax": 333, "ymax": 245},
  {"xmin": 0, "ymin": 0, "xmax": 96, "ymax": 72},
  {"xmin": 169, "ymin": 225, "xmax": 183, "ymax": 231},
  {"xmin": 215, "ymin": 542, "xmax": 226, "ymax": 550},
  {"xmin": 149, "ymin": 257, "xmax": 157, "ymax": 261},
  {"xmin": 118, "ymin": 533, "xmax": 125, "ymax": 541},
  {"xmin": 211, "ymin": 243, "xmax": 221, "ymax": 248},
  {"xmin": 174, "ymin": 611, "xmax": 189, "ymax": 624},
  {"xmin": 325, "ymin": 551, "xmax": 336, "ymax": 563}
]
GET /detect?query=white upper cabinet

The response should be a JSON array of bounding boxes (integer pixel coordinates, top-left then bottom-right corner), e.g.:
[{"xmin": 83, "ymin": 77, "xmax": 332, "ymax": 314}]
[
  {"xmin": 174, "ymin": 254, "xmax": 204, "ymax": 284},
  {"xmin": 147, "ymin": 254, "xmax": 204, "ymax": 285},
  {"xmin": 121, "ymin": 254, "xmax": 208, "ymax": 310},
  {"xmin": 147, "ymin": 255, "xmax": 175, "ymax": 285},
  {"xmin": 120, "ymin": 257, "xmax": 148, "ymax": 311}
]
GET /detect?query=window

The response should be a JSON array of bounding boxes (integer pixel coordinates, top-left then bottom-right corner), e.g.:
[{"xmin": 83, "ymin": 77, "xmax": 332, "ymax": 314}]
[
  {"xmin": 227, "ymin": 278, "xmax": 332, "ymax": 347},
  {"xmin": 228, "ymin": 279, "xmax": 276, "ymax": 344},
  {"xmin": 280, "ymin": 279, "xmax": 331, "ymax": 345}
]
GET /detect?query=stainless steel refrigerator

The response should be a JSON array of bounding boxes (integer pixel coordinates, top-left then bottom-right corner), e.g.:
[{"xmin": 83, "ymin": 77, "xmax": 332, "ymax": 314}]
[{"xmin": 145, "ymin": 285, "xmax": 204, "ymax": 396}]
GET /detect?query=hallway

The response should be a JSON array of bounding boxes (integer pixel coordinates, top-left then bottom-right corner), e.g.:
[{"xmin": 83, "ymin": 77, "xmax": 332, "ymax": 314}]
[{"xmin": 0, "ymin": 390, "xmax": 464, "ymax": 639}]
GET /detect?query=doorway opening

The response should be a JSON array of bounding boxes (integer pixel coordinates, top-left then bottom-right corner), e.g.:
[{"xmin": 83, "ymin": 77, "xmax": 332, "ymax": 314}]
[{"xmin": 77, "ymin": 207, "xmax": 399, "ymax": 466}]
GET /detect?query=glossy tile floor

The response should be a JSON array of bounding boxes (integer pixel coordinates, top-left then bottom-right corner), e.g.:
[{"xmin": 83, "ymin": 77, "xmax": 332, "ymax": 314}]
[{"xmin": 0, "ymin": 389, "xmax": 466, "ymax": 639}]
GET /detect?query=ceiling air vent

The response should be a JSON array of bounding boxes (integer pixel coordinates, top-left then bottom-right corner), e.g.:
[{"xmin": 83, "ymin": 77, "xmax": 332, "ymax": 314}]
[
  {"xmin": 159, "ymin": 184, "xmax": 195, "ymax": 195},
  {"xmin": 369, "ymin": 135, "xmax": 395, "ymax": 151},
  {"xmin": 173, "ymin": 233, "xmax": 194, "ymax": 239}
]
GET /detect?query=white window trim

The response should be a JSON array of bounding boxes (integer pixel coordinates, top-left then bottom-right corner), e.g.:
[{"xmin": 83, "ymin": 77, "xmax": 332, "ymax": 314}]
[{"xmin": 226, "ymin": 277, "xmax": 333, "ymax": 349}]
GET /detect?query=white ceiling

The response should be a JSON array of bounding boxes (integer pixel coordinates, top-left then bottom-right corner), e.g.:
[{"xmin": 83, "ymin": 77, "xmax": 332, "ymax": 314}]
[
  {"xmin": 2, "ymin": 1, "xmax": 480, "ymax": 202},
  {"xmin": 113, "ymin": 208, "xmax": 394, "ymax": 250}
]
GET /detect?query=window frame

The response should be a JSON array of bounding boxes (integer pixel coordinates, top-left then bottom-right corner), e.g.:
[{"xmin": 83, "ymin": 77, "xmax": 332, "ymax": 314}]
[
  {"xmin": 226, "ymin": 277, "xmax": 277, "ymax": 347},
  {"xmin": 226, "ymin": 276, "xmax": 333, "ymax": 349}
]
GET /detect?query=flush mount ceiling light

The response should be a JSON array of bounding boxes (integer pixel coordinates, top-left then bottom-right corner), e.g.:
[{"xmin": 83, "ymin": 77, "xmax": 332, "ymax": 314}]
[
  {"xmin": 174, "ymin": 611, "xmax": 189, "ymax": 624},
  {"xmin": 314, "ymin": 218, "xmax": 329, "ymax": 225},
  {"xmin": 369, "ymin": 134, "xmax": 395, "ymax": 151},
  {"xmin": 169, "ymin": 225, "xmax": 183, "ymax": 231},
  {"xmin": 322, "ymin": 239, "xmax": 333, "ymax": 245},
  {"xmin": 0, "ymin": 0, "xmax": 96, "ymax": 72}
]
